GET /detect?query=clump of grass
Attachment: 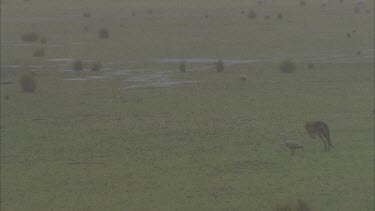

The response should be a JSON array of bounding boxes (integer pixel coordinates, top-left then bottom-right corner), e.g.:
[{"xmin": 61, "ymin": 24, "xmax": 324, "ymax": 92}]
[
  {"xmin": 19, "ymin": 72, "xmax": 37, "ymax": 92},
  {"xmin": 83, "ymin": 12, "xmax": 91, "ymax": 18},
  {"xmin": 91, "ymin": 61, "xmax": 102, "ymax": 71},
  {"xmin": 240, "ymin": 74, "xmax": 248, "ymax": 81},
  {"xmin": 247, "ymin": 10, "xmax": 257, "ymax": 19},
  {"xmin": 307, "ymin": 63, "xmax": 314, "ymax": 70},
  {"xmin": 73, "ymin": 60, "xmax": 83, "ymax": 71},
  {"xmin": 216, "ymin": 59, "xmax": 224, "ymax": 72},
  {"xmin": 279, "ymin": 59, "xmax": 296, "ymax": 73},
  {"xmin": 98, "ymin": 28, "xmax": 109, "ymax": 39},
  {"xmin": 179, "ymin": 61, "xmax": 186, "ymax": 72},
  {"xmin": 40, "ymin": 37, "xmax": 47, "ymax": 44},
  {"xmin": 21, "ymin": 32, "xmax": 39, "ymax": 42},
  {"xmin": 32, "ymin": 48, "xmax": 45, "ymax": 57}
]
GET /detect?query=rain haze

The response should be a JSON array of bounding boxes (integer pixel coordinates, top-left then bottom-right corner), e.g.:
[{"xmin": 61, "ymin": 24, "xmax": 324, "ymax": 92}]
[{"xmin": 0, "ymin": 0, "xmax": 374, "ymax": 210}]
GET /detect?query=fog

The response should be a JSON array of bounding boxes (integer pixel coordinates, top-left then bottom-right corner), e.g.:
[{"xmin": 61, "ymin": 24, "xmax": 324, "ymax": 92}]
[{"xmin": 1, "ymin": 0, "xmax": 374, "ymax": 210}]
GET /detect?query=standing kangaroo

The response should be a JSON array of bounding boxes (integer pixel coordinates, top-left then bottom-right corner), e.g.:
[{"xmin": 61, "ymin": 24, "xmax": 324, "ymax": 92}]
[{"xmin": 304, "ymin": 121, "xmax": 334, "ymax": 152}]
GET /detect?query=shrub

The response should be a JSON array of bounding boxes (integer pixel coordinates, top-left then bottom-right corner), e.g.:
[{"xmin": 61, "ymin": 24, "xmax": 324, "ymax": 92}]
[
  {"xmin": 277, "ymin": 13, "xmax": 283, "ymax": 20},
  {"xmin": 179, "ymin": 61, "xmax": 186, "ymax": 72},
  {"xmin": 19, "ymin": 73, "xmax": 37, "ymax": 92},
  {"xmin": 21, "ymin": 32, "xmax": 39, "ymax": 42},
  {"xmin": 73, "ymin": 60, "xmax": 83, "ymax": 71},
  {"xmin": 91, "ymin": 61, "xmax": 102, "ymax": 71},
  {"xmin": 147, "ymin": 9, "xmax": 153, "ymax": 15},
  {"xmin": 98, "ymin": 28, "xmax": 109, "ymax": 39},
  {"xmin": 216, "ymin": 59, "xmax": 224, "ymax": 72},
  {"xmin": 131, "ymin": 11, "xmax": 136, "ymax": 16},
  {"xmin": 264, "ymin": 15, "xmax": 270, "ymax": 20},
  {"xmin": 248, "ymin": 10, "xmax": 257, "ymax": 19},
  {"xmin": 40, "ymin": 37, "xmax": 47, "ymax": 44},
  {"xmin": 33, "ymin": 48, "xmax": 45, "ymax": 57},
  {"xmin": 299, "ymin": 1, "xmax": 306, "ymax": 6},
  {"xmin": 279, "ymin": 59, "xmax": 296, "ymax": 73},
  {"xmin": 83, "ymin": 12, "xmax": 91, "ymax": 18},
  {"xmin": 307, "ymin": 63, "xmax": 314, "ymax": 70},
  {"xmin": 240, "ymin": 74, "xmax": 248, "ymax": 81}
]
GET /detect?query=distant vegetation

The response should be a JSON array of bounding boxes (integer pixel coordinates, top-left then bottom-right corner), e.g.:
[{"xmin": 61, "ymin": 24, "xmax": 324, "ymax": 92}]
[
  {"xmin": 19, "ymin": 72, "xmax": 37, "ymax": 92},
  {"xmin": 32, "ymin": 48, "xmax": 45, "ymax": 57},
  {"xmin": 21, "ymin": 32, "xmax": 39, "ymax": 42},
  {"xmin": 98, "ymin": 28, "xmax": 109, "ymax": 39},
  {"xmin": 179, "ymin": 61, "xmax": 186, "ymax": 72},
  {"xmin": 91, "ymin": 61, "xmax": 102, "ymax": 71},
  {"xmin": 216, "ymin": 59, "xmax": 224, "ymax": 72},
  {"xmin": 40, "ymin": 37, "xmax": 47, "ymax": 44},
  {"xmin": 279, "ymin": 59, "xmax": 296, "ymax": 73},
  {"xmin": 248, "ymin": 10, "xmax": 257, "ymax": 19},
  {"xmin": 73, "ymin": 60, "xmax": 83, "ymax": 71}
]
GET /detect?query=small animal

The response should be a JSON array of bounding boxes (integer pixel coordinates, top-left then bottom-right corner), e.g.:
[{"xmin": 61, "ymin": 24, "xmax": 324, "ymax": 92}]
[
  {"xmin": 284, "ymin": 140, "xmax": 304, "ymax": 156},
  {"xmin": 304, "ymin": 121, "xmax": 334, "ymax": 152}
]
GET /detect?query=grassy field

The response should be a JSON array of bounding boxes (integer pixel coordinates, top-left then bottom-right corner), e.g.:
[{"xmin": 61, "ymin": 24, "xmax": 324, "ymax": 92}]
[{"xmin": 1, "ymin": 0, "xmax": 374, "ymax": 210}]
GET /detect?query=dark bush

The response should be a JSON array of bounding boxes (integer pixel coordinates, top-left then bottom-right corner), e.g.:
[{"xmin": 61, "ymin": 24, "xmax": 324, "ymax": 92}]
[
  {"xmin": 98, "ymin": 28, "xmax": 109, "ymax": 39},
  {"xmin": 216, "ymin": 59, "xmax": 224, "ymax": 72},
  {"xmin": 32, "ymin": 48, "xmax": 45, "ymax": 57},
  {"xmin": 73, "ymin": 60, "xmax": 83, "ymax": 71},
  {"xmin": 279, "ymin": 59, "xmax": 296, "ymax": 73},
  {"xmin": 83, "ymin": 12, "xmax": 91, "ymax": 18},
  {"xmin": 40, "ymin": 37, "xmax": 47, "ymax": 44},
  {"xmin": 91, "ymin": 61, "xmax": 102, "ymax": 71},
  {"xmin": 248, "ymin": 10, "xmax": 257, "ymax": 19},
  {"xmin": 21, "ymin": 32, "xmax": 39, "ymax": 42},
  {"xmin": 179, "ymin": 61, "xmax": 186, "ymax": 72},
  {"xmin": 19, "ymin": 73, "xmax": 37, "ymax": 92}
]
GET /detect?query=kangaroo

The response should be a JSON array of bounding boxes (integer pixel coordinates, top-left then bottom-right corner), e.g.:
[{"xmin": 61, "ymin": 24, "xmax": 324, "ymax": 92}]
[{"xmin": 304, "ymin": 121, "xmax": 333, "ymax": 152}]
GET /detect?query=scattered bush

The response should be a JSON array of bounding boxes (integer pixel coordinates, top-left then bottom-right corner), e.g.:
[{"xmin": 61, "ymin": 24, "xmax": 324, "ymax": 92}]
[
  {"xmin": 279, "ymin": 59, "xmax": 296, "ymax": 73},
  {"xmin": 21, "ymin": 32, "xmax": 39, "ymax": 42},
  {"xmin": 73, "ymin": 60, "xmax": 83, "ymax": 71},
  {"xmin": 216, "ymin": 59, "xmax": 224, "ymax": 72},
  {"xmin": 307, "ymin": 63, "xmax": 314, "ymax": 70},
  {"xmin": 19, "ymin": 73, "xmax": 37, "ymax": 92},
  {"xmin": 147, "ymin": 9, "xmax": 153, "ymax": 15},
  {"xmin": 346, "ymin": 33, "xmax": 351, "ymax": 38},
  {"xmin": 98, "ymin": 28, "xmax": 109, "ymax": 39},
  {"xmin": 83, "ymin": 12, "xmax": 91, "ymax": 18},
  {"xmin": 240, "ymin": 74, "xmax": 248, "ymax": 81},
  {"xmin": 277, "ymin": 13, "xmax": 283, "ymax": 20},
  {"xmin": 356, "ymin": 50, "xmax": 361, "ymax": 55},
  {"xmin": 32, "ymin": 48, "xmax": 45, "ymax": 57},
  {"xmin": 248, "ymin": 10, "xmax": 257, "ymax": 19},
  {"xmin": 131, "ymin": 11, "xmax": 136, "ymax": 16},
  {"xmin": 4, "ymin": 94, "xmax": 10, "ymax": 100},
  {"xmin": 91, "ymin": 61, "xmax": 102, "ymax": 71},
  {"xmin": 264, "ymin": 15, "xmax": 270, "ymax": 20},
  {"xmin": 179, "ymin": 61, "xmax": 186, "ymax": 72},
  {"xmin": 299, "ymin": 1, "xmax": 306, "ymax": 6},
  {"xmin": 40, "ymin": 37, "xmax": 47, "ymax": 44}
]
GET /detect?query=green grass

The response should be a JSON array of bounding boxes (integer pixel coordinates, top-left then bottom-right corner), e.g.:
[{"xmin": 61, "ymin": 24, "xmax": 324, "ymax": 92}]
[{"xmin": 1, "ymin": 0, "xmax": 374, "ymax": 210}]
